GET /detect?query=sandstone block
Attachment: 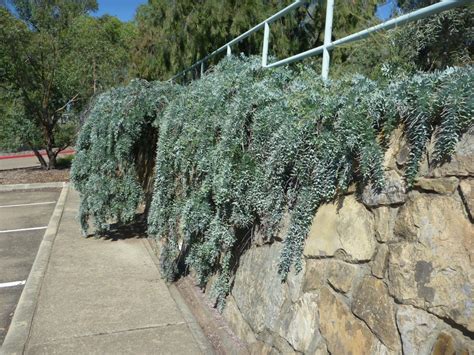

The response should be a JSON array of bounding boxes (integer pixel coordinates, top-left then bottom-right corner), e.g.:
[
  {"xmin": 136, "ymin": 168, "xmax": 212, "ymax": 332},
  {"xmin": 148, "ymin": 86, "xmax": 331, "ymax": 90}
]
[
  {"xmin": 362, "ymin": 170, "xmax": 406, "ymax": 207},
  {"xmin": 396, "ymin": 305, "xmax": 474, "ymax": 355},
  {"xmin": 303, "ymin": 195, "xmax": 376, "ymax": 261},
  {"xmin": 414, "ymin": 177, "xmax": 459, "ymax": 194},
  {"xmin": 277, "ymin": 292, "xmax": 322, "ymax": 353},
  {"xmin": 286, "ymin": 262, "xmax": 305, "ymax": 303},
  {"xmin": 326, "ymin": 260, "xmax": 358, "ymax": 294},
  {"xmin": 303, "ymin": 259, "xmax": 359, "ymax": 294},
  {"xmin": 232, "ymin": 243, "xmax": 289, "ymax": 334},
  {"xmin": 223, "ymin": 295, "xmax": 257, "ymax": 345},
  {"xmin": 318, "ymin": 286, "xmax": 388, "ymax": 355},
  {"xmin": 383, "ymin": 127, "xmax": 404, "ymax": 172},
  {"xmin": 396, "ymin": 305, "xmax": 441, "ymax": 355},
  {"xmin": 373, "ymin": 206, "xmax": 399, "ymax": 243},
  {"xmin": 459, "ymin": 178, "xmax": 474, "ymax": 220},
  {"xmin": 390, "ymin": 193, "xmax": 474, "ymax": 332},
  {"xmin": 303, "ymin": 260, "xmax": 325, "ymax": 292},
  {"xmin": 257, "ymin": 329, "xmax": 299, "ymax": 354},
  {"xmin": 429, "ymin": 129, "xmax": 474, "ymax": 177},
  {"xmin": 371, "ymin": 244, "xmax": 389, "ymax": 279},
  {"xmin": 352, "ymin": 276, "xmax": 401, "ymax": 352}
]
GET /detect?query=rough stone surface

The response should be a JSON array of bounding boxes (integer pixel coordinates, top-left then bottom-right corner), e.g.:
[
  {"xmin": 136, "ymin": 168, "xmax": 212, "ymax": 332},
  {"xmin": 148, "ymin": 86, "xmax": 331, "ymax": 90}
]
[
  {"xmin": 318, "ymin": 287, "xmax": 388, "ymax": 355},
  {"xmin": 396, "ymin": 305, "xmax": 442, "ymax": 355},
  {"xmin": 396, "ymin": 142, "xmax": 410, "ymax": 167},
  {"xmin": 431, "ymin": 333, "xmax": 456, "ymax": 355},
  {"xmin": 326, "ymin": 260, "xmax": 359, "ymax": 294},
  {"xmin": 431, "ymin": 332, "xmax": 473, "ymax": 355},
  {"xmin": 253, "ymin": 213, "xmax": 290, "ymax": 246},
  {"xmin": 303, "ymin": 259, "xmax": 359, "ymax": 294},
  {"xmin": 351, "ymin": 276, "xmax": 401, "ymax": 352},
  {"xmin": 303, "ymin": 195, "xmax": 376, "ymax": 261},
  {"xmin": 362, "ymin": 170, "xmax": 406, "ymax": 207},
  {"xmin": 396, "ymin": 305, "xmax": 474, "ymax": 355},
  {"xmin": 383, "ymin": 127, "xmax": 404, "ymax": 172},
  {"xmin": 216, "ymin": 130, "xmax": 474, "ymax": 355},
  {"xmin": 459, "ymin": 178, "xmax": 474, "ymax": 220},
  {"xmin": 390, "ymin": 193, "xmax": 474, "ymax": 332},
  {"xmin": 277, "ymin": 292, "xmax": 322, "ymax": 353},
  {"xmin": 371, "ymin": 244, "xmax": 389, "ymax": 279},
  {"xmin": 303, "ymin": 259, "xmax": 325, "ymax": 292},
  {"xmin": 429, "ymin": 128, "xmax": 474, "ymax": 177},
  {"xmin": 251, "ymin": 332, "xmax": 296, "ymax": 354},
  {"xmin": 286, "ymin": 263, "xmax": 305, "ymax": 303},
  {"xmin": 248, "ymin": 341, "xmax": 277, "ymax": 355},
  {"xmin": 414, "ymin": 177, "xmax": 459, "ymax": 194},
  {"xmin": 373, "ymin": 206, "xmax": 399, "ymax": 242},
  {"xmin": 222, "ymin": 295, "xmax": 257, "ymax": 345},
  {"xmin": 232, "ymin": 243, "xmax": 289, "ymax": 334}
]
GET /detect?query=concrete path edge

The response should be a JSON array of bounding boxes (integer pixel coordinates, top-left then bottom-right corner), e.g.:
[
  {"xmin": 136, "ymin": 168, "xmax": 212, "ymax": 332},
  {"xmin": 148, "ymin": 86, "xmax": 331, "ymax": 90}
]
[
  {"xmin": 142, "ymin": 239, "xmax": 215, "ymax": 355},
  {"xmin": 1, "ymin": 184, "xmax": 69, "ymax": 355}
]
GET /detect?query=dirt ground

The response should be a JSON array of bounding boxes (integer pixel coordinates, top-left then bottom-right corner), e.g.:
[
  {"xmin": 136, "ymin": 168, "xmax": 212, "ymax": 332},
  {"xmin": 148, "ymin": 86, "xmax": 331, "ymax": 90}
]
[{"xmin": 0, "ymin": 167, "xmax": 70, "ymax": 185}]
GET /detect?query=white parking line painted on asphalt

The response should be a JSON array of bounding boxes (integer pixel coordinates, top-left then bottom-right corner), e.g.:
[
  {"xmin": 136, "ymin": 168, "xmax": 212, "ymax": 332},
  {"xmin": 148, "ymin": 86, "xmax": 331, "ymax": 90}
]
[
  {"xmin": 0, "ymin": 226, "xmax": 48, "ymax": 234},
  {"xmin": 0, "ymin": 280, "xmax": 26, "ymax": 288},
  {"xmin": 0, "ymin": 201, "xmax": 56, "ymax": 209}
]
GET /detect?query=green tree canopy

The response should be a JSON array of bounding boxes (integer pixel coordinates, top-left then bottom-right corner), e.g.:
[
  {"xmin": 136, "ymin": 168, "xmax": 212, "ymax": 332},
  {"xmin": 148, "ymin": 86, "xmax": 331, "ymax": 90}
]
[{"xmin": 0, "ymin": 1, "xmax": 134, "ymax": 168}]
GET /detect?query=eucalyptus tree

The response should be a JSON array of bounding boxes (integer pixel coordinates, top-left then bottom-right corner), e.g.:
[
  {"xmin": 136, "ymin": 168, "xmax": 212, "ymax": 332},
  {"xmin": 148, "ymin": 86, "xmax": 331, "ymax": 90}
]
[
  {"xmin": 0, "ymin": 1, "xmax": 133, "ymax": 168},
  {"xmin": 62, "ymin": 15, "xmax": 135, "ymax": 98}
]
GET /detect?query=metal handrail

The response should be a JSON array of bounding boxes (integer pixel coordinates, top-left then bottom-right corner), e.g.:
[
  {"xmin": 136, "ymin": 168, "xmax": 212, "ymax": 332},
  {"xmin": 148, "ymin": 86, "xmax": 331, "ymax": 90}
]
[
  {"xmin": 170, "ymin": 0, "xmax": 470, "ymax": 82},
  {"xmin": 169, "ymin": 0, "xmax": 305, "ymax": 81}
]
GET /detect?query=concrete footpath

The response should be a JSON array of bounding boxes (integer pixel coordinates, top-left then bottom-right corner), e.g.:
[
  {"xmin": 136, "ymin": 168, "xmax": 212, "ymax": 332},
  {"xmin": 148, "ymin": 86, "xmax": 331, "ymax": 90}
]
[{"xmin": 1, "ymin": 187, "xmax": 213, "ymax": 354}]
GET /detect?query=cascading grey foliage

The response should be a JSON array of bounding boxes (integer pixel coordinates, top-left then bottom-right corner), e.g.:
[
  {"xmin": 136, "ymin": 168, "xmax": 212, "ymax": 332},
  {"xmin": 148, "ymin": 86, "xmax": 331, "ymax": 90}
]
[
  {"xmin": 146, "ymin": 57, "xmax": 473, "ymax": 309},
  {"xmin": 72, "ymin": 56, "xmax": 473, "ymax": 310},
  {"xmin": 71, "ymin": 79, "xmax": 181, "ymax": 234}
]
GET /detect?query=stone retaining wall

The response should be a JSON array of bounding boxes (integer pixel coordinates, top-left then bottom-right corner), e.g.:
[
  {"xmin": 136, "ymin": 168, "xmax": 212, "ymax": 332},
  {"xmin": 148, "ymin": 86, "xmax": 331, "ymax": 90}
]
[{"xmin": 215, "ymin": 129, "xmax": 474, "ymax": 354}]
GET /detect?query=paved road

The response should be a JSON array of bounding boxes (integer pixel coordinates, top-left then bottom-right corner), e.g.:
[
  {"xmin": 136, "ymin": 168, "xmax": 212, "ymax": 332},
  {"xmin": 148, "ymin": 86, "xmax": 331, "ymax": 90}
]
[
  {"xmin": 0, "ymin": 189, "xmax": 60, "ymax": 345},
  {"xmin": 0, "ymin": 157, "xmax": 41, "ymax": 171},
  {"xmin": 0, "ymin": 151, "xmax": 74, "ymax": 171}
]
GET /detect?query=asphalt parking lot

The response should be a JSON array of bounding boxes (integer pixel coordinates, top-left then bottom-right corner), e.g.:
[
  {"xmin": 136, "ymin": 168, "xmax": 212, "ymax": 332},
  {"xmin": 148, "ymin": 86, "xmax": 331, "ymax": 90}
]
[{"xmin": 0, "ymin": 188, "xmax": 60, "ymax": 345}]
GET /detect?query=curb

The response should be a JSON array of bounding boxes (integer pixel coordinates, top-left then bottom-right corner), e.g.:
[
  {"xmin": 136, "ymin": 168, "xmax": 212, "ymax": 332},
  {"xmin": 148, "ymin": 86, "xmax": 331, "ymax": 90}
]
[
  {"xmin": 142, "ymin": 239, "xmax": 216, "ymax": 355},
  {"xmin": 1, "ymin": 184, "xmax": 70, "ymax": 355},
  {"xmin": 0, "ymin": 182, "xmax": 66, "ymax": 192}
]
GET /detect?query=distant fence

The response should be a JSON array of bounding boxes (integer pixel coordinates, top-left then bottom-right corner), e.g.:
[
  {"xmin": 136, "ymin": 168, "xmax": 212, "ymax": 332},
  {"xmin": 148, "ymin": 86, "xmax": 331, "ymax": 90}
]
[{"xmin": 170, "ymin": 0, "xmax": 470, "ymax": 82}]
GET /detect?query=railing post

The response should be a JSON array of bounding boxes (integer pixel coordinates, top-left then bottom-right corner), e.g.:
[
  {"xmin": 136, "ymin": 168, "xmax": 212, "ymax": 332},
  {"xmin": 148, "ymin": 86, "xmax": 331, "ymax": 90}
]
[
  {"xmin": 201, "ymin": 62, "xmax": 204, "ymax": 77},
  {"xmin": 321, "ymin": 0, "xmax": 334, "ymax": 80},
  {"xmin": 227, "ymin": 45, "xmax": 232, "ymax": 57},
  {"xmin": 262, "ymin": 22, "xmax": 270, "ymax": 67}
]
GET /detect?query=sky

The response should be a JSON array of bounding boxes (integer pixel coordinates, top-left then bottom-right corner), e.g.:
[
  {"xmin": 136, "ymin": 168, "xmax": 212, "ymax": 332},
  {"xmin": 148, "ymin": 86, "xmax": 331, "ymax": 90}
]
[
  {"xmin": 94, "ymin": 0, "xmax": 398, "ymax": 23},
  {"xmin": 94, "ymin": 0, "xmax": 147, "ymax": 22},
  {"xmin": 376, "ymin": 0, "xmax": 398, "ymax": 21}
]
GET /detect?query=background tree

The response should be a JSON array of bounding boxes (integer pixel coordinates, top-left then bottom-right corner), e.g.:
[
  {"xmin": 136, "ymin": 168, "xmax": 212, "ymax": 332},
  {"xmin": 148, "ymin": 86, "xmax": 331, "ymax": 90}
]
[
  {"xmin": 0, "ymin": 1, "xmax": 134, "ymax": 168},
  {"xmin": 393, "ymin": 0, "xmax": 473, "ymax": 71},
  {"xmin": 0, "ymin": 90, "xmax": 43, "ymax": 154},
  {"xmin": 334, "ymin": 0, "xmax": 472, "ymax": 78},
  {"xmin": 62, "ymin": 15, "xmax": 135, "ymax": 98},
  {"xmin": 131, "ymin": 0, "xmax": 380, "ymax": 81}
]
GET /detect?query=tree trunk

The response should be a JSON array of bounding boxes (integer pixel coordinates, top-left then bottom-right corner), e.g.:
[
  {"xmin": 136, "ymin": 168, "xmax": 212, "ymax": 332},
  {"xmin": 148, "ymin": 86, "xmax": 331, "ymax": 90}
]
[
  {"xmin": 44, "ymin": 126, "xmax": 56, "ymax": 170},
  {"xmin": 30, "ymin": 145, "xmax": 48, "ymax": 169},
  {"xmin": 135, "ymin": 124, "xmax": 158, "ymax": 217},
  {"xmin": 45, "ymin": 145, "xmax": 56, "ymax": 170}
]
